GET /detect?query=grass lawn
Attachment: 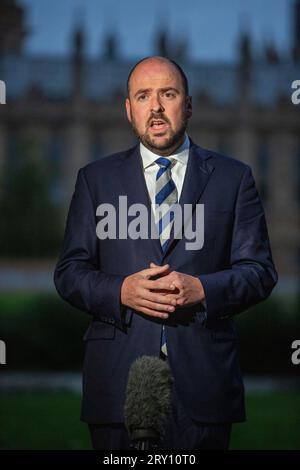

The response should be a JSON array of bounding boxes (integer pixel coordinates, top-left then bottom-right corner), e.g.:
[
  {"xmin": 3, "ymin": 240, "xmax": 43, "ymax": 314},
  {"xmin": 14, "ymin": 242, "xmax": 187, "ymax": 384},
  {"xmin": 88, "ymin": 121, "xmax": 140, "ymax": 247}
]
[
  {"xmin": 231, "ymin": 392, "xmax": 300, "ymax": 449},
  {"xmin": 0, "ymin": 391, "xmax": 91, "ymax": 450},
  {"xmin": 0, "ymin": 391, "xmax": 299, "ymax": 450}
]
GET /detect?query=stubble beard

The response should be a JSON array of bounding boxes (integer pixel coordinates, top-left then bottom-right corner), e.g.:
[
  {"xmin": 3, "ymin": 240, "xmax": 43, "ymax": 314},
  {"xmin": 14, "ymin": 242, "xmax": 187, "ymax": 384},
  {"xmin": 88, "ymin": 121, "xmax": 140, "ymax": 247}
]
[{"xmin": 131, "ymin": 113, "xmax": 188, "ymax": 155}]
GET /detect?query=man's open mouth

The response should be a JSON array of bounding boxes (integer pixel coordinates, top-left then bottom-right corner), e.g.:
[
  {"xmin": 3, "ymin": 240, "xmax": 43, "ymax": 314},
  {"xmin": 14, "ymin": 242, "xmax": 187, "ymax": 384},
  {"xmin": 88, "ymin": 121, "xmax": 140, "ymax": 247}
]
[{"xmin": 150, "ymin": 120, "xmax": 168, "ymax": 130}]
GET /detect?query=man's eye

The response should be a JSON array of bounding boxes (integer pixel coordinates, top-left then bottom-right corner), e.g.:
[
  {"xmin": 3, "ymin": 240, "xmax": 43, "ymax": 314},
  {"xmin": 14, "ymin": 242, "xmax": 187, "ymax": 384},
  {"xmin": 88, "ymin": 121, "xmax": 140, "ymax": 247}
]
[
  {"xmin": 138, "ymin": 94, "xmax": 148, "ymax": 101},
  {"xmin": 164, "ymin": 92, "xmax": 176, "ymax": 98}
]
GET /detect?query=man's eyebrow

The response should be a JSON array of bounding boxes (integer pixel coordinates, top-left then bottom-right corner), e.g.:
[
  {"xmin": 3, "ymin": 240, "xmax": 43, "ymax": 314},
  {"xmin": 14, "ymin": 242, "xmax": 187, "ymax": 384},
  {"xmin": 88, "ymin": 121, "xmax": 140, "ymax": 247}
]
[
  {"xmin": 159, "ymin": 87, "xmax": 180, "ymax": 94},
  {"xmin": 134, "ymin": 88, "xmax": 152, "ymax": 98},
  {"xmin": 133, "ymin": 87, "xmax": 180, "ymax": 98}
]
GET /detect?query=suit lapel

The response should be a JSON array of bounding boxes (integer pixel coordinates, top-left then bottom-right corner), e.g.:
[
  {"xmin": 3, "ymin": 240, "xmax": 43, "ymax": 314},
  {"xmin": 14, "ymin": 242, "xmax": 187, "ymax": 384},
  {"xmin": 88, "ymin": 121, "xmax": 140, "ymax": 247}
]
[
  {"xmin": 163, "ymin": 141, "xmax": 215, "ymax": 258},
  {"xmin": 118, "ymin": 143, "xmax": 163, "ymax": 260},
  {"xmin": 117, "ymin": 140, "xmax": 215, "ymax": 261}
]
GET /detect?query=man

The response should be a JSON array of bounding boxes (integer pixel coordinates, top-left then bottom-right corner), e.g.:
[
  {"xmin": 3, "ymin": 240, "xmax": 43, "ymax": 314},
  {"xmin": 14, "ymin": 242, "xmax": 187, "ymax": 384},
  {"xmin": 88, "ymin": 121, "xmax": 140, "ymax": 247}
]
[{"xmin": 54, "ymin": 56, "xmax": 277, "ymax": 450}]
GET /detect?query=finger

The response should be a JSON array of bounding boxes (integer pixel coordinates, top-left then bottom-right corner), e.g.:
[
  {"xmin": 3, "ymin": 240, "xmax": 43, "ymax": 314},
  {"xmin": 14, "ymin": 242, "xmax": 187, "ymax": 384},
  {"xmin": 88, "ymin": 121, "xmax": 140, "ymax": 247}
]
[
  {"xmin": 142, "ymin": 279, "xmax": 176, "ymax": 291},
  {"xmin": 143, "ymin": 291, "xmax": 177, "ymax": 306},
  {"xmin": 142, "ymin": 264, "xmax": 170, "ymax": 279},
  {"xmin": 139, "ymin": 299, "xmax": 175, "ymax": 313},
  {"xmin": 150, "ymin": 275, "xmax": 182, "ymax": 294},
  {"xmin": 139, "ymin": 307, "xmax": 169, "ymax": 319},
  {"xmin": 150, "ymin": 264, "xmax": 172, "ymax": 279},
  {"xmin": 150, "ymin": 262, "xmax": 158, "ymax": 268},
  {"xmin": 169, "ymin": 279, "xmax": 184, "ymax": 292}
]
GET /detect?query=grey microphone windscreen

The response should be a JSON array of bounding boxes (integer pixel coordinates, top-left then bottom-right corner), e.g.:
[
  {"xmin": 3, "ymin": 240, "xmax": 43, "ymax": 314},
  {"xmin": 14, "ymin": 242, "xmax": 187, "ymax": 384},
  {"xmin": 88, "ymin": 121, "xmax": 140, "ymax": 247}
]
[{"xmin": 124, "ymin": 356, "xmax": 174, "ymax": 442}]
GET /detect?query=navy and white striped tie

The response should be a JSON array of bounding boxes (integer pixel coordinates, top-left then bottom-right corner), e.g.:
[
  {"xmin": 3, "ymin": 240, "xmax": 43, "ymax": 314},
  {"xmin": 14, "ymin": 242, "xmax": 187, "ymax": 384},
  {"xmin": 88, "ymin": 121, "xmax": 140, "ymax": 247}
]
[{"xmin": 155, "ymin": 157, "xmax": 178, "ymax": 357}]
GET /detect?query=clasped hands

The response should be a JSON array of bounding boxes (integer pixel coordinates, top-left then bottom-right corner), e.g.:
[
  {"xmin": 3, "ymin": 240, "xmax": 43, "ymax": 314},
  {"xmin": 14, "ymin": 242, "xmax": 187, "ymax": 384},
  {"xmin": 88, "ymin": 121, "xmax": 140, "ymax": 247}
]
[{"xmin": 121, "ymin": 263, "xmax": 205, "ymax": 319}]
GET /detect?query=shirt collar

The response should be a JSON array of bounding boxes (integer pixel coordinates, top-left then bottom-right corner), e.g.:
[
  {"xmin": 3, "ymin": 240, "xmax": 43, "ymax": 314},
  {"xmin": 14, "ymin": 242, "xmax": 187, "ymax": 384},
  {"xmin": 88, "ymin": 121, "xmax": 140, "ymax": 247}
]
[{"xmin": 140, "ymin": 133, "xmax": 190, "ymax": 170}]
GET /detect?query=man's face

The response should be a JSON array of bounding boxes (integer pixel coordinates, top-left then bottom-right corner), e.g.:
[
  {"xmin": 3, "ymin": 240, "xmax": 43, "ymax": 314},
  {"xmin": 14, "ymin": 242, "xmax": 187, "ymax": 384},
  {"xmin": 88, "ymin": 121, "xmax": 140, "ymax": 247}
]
[{"xmin": 125, "ymin": 59, "xmax": 192, "ymax": 155}]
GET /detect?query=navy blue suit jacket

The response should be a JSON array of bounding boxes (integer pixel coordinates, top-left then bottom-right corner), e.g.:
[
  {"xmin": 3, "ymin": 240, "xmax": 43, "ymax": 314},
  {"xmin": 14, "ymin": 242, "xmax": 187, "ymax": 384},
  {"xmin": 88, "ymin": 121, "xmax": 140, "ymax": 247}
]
[{"xmin": 54, "ymin": 139, "xmax": 277, "ymax": 424}]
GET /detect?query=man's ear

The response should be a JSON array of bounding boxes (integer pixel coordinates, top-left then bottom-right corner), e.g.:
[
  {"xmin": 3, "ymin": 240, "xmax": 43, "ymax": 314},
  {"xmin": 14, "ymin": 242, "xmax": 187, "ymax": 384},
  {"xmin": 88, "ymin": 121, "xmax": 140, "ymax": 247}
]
[
  {"xmin": 125, "ymin": 98, "xmax": 132, "ymax": 123},
  {"xmin": 186, "ymin": 95, "xmax": 192, "ymax": 119}
]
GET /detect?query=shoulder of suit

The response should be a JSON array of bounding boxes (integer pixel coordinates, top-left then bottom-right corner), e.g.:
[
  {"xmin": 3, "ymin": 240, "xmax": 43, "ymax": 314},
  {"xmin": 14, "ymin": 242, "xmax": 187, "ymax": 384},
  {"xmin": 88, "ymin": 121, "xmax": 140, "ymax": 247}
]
[
  {"xmin": 80, "ymin": 142, "xmax": 251, "ymax": 180},
  {"xmin": 78, "ymin": 145, "xmax": 137, "ymax": 178},
  {"xmin": 194, "ymin": 144, "xmax": 251, "ymax": 175}
]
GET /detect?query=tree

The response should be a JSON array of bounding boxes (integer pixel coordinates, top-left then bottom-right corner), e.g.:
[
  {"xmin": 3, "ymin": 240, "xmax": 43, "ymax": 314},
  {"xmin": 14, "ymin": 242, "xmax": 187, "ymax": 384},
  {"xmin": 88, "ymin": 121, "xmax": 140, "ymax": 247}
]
[{"xmin": 0, "ymin": 150, "xmax": 63, "ymax": 258}]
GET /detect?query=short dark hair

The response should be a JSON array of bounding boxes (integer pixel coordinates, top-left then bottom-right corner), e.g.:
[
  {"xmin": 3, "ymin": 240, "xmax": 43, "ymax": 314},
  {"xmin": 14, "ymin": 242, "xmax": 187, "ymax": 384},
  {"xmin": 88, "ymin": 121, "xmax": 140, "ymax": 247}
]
[{"xmin": 126, "ymin": 56, "xmax": 189, "ymax": 97}]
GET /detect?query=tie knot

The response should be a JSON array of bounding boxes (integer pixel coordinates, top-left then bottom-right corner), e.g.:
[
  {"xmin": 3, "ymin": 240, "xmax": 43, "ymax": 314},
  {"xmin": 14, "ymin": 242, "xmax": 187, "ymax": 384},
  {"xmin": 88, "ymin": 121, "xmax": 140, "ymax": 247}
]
[{"xmin": 155, "ymin": 157, "xmax": 175, "ymax": 169}]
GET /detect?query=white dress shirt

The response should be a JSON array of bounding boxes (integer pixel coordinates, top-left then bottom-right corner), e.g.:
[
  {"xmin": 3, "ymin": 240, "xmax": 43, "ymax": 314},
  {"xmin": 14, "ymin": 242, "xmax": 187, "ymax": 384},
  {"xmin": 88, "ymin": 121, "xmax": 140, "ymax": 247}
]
[
  {"xmin": 139, "ymin": 133, "xmax": 207, "ymax": 313},
  {"xmin": 140, "ymin": 133, "xmax": 190, "ymax": 206}
]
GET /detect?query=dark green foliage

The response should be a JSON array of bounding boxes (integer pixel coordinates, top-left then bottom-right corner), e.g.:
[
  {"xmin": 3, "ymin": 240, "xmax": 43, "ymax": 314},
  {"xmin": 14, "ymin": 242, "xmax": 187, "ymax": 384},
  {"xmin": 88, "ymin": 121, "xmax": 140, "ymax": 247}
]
[
  {"xmin": 0, "ymin": 157, "xmax": 63, "ymax": 257},
  {"xmin": 0, "ymin": 293, "xmax": 89, "ymax": 370},
  {"xmin": 235, "ymin": 295, "xmax": 300, "ymax": 376},
  {"xmin": 0, "ymin": 292, "xmax": 299, "ymax": 373}
]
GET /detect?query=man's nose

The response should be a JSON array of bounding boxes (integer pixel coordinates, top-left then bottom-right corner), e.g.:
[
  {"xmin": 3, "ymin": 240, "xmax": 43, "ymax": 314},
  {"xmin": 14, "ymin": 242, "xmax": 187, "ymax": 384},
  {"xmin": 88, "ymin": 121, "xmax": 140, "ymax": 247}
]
[{"xmin": 150, "ymin": 94, "xmax": 164, "ymax": 113}]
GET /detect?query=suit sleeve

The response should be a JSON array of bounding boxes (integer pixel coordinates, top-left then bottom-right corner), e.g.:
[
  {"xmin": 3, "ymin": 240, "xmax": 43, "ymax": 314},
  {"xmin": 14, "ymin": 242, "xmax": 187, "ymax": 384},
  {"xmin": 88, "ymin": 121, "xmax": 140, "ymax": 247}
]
[
  {"xmin": 198, "ymin": 165, "xmax": 278, "ymax": 322},
  {"xmin": 53, "ymin": 168, "xmax": 128, "ymax": 330}
]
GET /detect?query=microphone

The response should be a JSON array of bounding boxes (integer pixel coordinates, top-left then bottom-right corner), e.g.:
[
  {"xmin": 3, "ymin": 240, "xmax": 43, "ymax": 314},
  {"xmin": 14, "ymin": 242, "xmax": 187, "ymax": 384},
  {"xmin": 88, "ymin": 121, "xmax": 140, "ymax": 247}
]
[{"xmin": 124, "ymin": 356, "xmax": 174, "ymax": 450}]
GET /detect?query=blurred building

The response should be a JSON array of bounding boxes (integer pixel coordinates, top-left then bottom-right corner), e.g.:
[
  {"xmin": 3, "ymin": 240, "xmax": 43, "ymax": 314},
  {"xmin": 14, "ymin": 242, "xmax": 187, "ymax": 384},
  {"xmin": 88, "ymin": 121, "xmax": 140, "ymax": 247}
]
[{"xmin": 0, "ymin": 0, "xmax": 299, "ymax": 290}]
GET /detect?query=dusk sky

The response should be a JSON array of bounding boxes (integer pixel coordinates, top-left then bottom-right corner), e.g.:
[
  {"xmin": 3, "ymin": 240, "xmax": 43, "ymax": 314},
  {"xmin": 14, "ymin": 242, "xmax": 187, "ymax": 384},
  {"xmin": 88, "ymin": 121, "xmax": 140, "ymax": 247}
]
[{"xmin": 20, "ymin": 0, "xmax": 295, "ymax": 62}]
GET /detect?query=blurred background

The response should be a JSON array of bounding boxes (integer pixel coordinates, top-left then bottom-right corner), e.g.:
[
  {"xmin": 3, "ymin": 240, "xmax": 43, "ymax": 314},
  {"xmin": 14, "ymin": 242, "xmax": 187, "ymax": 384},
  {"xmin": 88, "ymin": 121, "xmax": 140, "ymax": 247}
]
[{"xmin": 0, "ymin": 0, "xmax": 299, "ymax": 450}]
